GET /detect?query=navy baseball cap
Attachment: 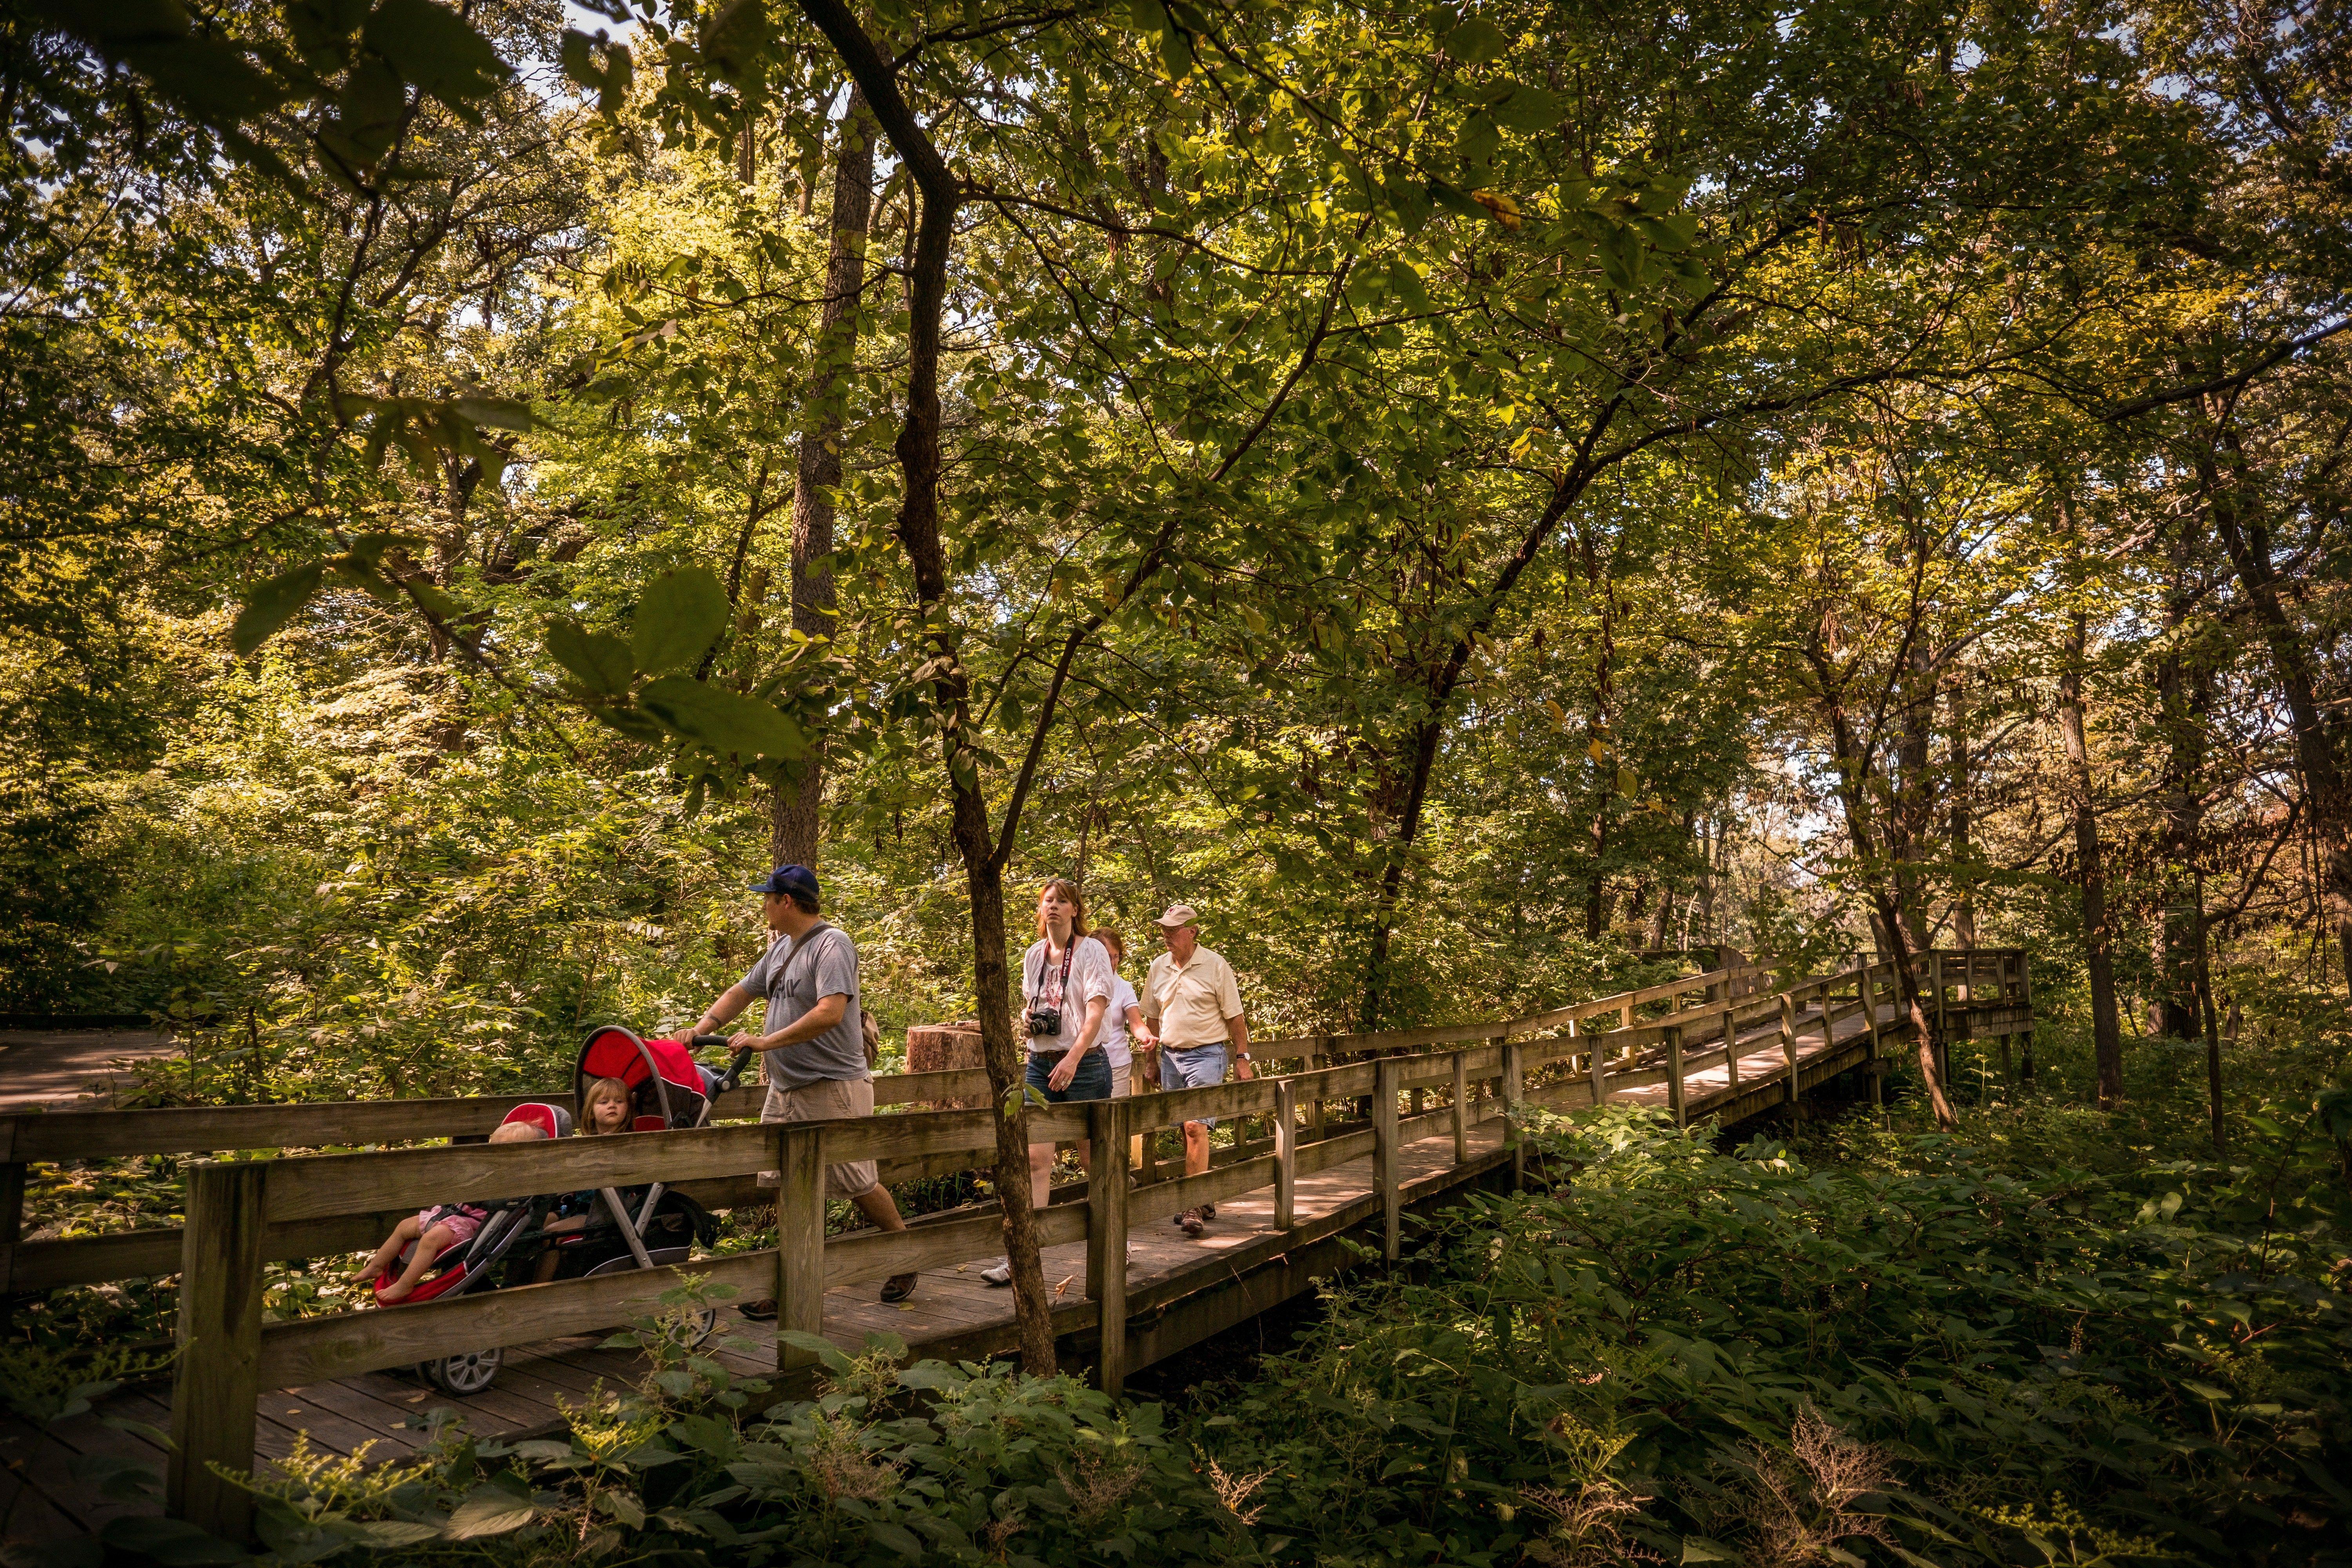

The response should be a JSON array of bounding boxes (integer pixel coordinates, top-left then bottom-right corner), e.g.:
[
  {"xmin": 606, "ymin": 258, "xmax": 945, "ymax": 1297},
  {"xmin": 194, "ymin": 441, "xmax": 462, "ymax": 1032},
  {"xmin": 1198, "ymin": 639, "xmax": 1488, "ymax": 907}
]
[{"xmin": 749, "ymin": 864, "xmax": 820, "ymax": 901}]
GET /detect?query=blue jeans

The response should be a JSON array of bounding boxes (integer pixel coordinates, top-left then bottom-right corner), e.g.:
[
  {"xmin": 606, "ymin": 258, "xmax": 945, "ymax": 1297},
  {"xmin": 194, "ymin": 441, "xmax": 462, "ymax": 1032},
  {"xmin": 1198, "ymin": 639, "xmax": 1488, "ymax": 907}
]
[{"xmin": 1025, "ymin": 1048, "xmax": 1112, "ymax": 1103}]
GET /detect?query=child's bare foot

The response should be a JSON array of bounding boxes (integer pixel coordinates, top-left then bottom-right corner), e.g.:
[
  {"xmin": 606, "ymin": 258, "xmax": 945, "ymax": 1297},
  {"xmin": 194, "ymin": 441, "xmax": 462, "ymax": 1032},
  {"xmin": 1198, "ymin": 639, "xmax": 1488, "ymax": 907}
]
[
  {"xmin": 376, "ymin": 1279, "xmax": 415, "ymax": 1304},
  {"xmin": 349, "ymin": 1265, "xmax": 382, "ymax": 1284}
]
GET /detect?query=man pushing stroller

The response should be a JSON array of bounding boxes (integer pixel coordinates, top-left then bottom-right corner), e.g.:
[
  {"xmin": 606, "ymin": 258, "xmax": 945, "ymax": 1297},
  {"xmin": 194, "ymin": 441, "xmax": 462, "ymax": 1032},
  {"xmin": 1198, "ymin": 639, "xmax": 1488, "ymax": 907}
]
[{"xmin": 690, "ymin": 863, "xmax": 917, "ymax": 1313}]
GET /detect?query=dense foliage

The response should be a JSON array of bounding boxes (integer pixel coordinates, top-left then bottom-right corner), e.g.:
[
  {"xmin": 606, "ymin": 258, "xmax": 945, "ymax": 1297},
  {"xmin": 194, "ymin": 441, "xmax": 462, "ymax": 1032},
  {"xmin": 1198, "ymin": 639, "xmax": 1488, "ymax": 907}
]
[
  {"xmin": 23, "ymin": 1018, "xmax": 2347, "ymax": 1568},
  {"xmin": 6, "ymin": 0, "xmax": 2352, "ymax": 1553}
]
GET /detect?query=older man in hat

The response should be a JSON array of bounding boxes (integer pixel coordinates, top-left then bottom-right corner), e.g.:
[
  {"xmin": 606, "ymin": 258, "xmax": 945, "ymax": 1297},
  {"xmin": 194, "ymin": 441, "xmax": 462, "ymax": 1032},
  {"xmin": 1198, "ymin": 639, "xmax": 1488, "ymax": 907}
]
[
  {"xmin": 690, "ymin": 864, "xmax": 914, "ymax": 1312},
  {"xmin": 1140, "ymin": 904, "xmax": 1254, "ymax": 1238}
]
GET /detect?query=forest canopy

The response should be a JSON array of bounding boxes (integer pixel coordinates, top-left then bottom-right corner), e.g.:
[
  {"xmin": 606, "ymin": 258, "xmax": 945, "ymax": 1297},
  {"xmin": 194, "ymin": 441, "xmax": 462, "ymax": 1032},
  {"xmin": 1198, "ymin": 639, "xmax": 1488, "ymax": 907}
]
[{"xmin": 2, "ymin": 0, "xmax": 2347, "ymax": 1111}]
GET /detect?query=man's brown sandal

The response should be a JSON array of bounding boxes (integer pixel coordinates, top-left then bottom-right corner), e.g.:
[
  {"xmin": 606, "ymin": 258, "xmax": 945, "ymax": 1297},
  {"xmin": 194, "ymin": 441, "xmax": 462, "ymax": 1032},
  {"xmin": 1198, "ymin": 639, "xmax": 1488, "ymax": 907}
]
[
  {"xmin": 1179, "ymin": 1209, "xmax": 1205, "ymax": 1238},
  {"xmin": 881, "ymin": 1273, "xmax": 917, "ymax": 1303},
  {"xmin": 738, "ymin": 1297, "xmax": 779, "ymax": 1321}
]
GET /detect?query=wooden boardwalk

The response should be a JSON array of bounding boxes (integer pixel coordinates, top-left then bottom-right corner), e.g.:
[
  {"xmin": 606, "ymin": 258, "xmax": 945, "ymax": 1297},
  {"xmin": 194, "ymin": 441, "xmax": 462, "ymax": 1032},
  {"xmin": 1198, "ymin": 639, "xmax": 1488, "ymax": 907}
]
[{"xmin": 0, "ymin": 951, "xmax": 2034, "ymax": 1544}]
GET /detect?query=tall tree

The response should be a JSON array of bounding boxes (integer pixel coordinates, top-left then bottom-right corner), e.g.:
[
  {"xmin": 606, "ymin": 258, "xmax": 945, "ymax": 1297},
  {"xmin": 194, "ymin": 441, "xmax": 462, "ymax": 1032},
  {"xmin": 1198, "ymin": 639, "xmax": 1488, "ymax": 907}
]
[{"xmin": 771, "ymin": 86, "xmax": 878, "ymax": 870}]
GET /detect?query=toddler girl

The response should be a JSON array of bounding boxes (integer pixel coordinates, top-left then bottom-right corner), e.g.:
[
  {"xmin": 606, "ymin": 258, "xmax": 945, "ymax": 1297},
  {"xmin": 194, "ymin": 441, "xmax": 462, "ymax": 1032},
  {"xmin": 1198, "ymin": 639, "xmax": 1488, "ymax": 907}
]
[{"xmin": 354, "ymin": 1116, "xmax": 545, "ymax": 1303}]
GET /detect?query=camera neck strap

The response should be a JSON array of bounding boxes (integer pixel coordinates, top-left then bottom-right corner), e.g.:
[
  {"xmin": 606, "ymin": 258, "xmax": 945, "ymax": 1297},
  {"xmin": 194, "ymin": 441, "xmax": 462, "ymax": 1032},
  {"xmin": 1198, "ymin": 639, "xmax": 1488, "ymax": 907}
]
[{"xmin": 1034, "ymin": 936, "xmax": 1076, "ymax": 1008}]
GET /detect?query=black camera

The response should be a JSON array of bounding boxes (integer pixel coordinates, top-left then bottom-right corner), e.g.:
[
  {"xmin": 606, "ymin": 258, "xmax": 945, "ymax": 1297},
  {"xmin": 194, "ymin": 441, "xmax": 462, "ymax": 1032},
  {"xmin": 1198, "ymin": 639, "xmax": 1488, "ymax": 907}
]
[{"xmin": 1025, "ymin": 1007, "xmax": 1062, "ymax": 1038}]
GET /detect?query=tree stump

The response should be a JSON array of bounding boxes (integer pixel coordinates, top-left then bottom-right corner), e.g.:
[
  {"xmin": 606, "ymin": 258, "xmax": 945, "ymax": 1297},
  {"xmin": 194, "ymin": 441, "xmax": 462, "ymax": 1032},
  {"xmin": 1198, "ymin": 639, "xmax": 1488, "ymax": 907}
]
[{"xmin": 906, "ymin": 1018, "xmax": 986, "ymax": 1109}]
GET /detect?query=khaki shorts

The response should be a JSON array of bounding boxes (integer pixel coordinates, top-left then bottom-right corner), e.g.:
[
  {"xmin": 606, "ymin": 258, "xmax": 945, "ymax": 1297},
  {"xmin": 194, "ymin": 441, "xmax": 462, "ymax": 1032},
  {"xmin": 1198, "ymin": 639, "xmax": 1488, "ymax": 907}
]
[
  {"xmin": 757, "ymin": 1076, "xmax": 879, "ymax": 1199},
  {"xmin": 1111, "ymin": 1060, "xmax": 1131, "ymax": 1098}
]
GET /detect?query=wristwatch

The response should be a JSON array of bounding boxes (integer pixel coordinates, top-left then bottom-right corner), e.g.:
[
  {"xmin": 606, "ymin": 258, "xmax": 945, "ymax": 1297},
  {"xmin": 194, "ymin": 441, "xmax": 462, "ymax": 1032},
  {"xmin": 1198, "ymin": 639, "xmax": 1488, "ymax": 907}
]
[{"xmin": 1235, "ymin": 1051, "xmax": 1252, "ymax": 1062}]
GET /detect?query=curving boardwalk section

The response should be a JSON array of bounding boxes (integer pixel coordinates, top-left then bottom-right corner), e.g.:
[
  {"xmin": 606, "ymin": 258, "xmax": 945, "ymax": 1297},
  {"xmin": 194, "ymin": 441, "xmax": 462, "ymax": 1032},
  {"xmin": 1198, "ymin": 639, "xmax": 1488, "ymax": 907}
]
[{"xmin": 0, "ymin": 950, "xmax": 2034, "ymax": 1544}]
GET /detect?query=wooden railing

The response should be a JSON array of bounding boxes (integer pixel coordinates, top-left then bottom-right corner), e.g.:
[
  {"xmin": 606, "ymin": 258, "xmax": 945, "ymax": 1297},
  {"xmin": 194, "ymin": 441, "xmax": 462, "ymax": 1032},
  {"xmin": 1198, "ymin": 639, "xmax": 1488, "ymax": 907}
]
[
  {"xmin": 147, "ymin": 949, "xmax": 2034, "ymax": 1537},
  {"xmin": 0, "ymin": 956, "xmax": 1781, "ymax": 1296}
]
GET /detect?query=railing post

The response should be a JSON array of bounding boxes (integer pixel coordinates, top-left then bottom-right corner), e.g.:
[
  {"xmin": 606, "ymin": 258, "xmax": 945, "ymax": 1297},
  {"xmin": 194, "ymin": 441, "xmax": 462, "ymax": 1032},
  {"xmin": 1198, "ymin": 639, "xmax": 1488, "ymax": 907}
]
[
  {"xmin": 775, "ymin": 1123, "xmax": 826, "ymax": 1379},
  {"xmin": 1865, "ymin": 962, "xmax": 1885, "ymax": 1111},
  {"xmin": 1273, "ymin": 1078, "xmax": 1297, "ymax": 1232},
  {"xmin": 1374, "ymin": 1057, "xmax": 1402, "ymax": 1262},
  {"xmin": 1721, "ymin": 1005, "xmax": 1740, "ymax": 1091},
  {"xmin": 1582, "ymin": 1019, "xmax": 1606, "ymax": 1109},
  {"xmin": 169, "ymin": 1159, "xmax": 268, "ymax": 1541},
  {"xmin": 1931, "ymin": 950, "xmax": 1947, "ymax": 1046},
  {"xmin": 1455, "ymin": 1049, "xmax": 1476, "ymax": 1164},
  {"xmin": 1307, "ymin": 1037, "xmax": 1328, "ymax": 1143},
  {"xmin": 1085, "ymin": 1098, "xmax": 1129, "ymax": 1396},
  {"xmin": 0, "ymin": 1134, "xmax": 23, "ymax": 1287},
  {"xmin": 1502, "ymin": 1041, "xmax": 1527, "ymax": 1190},
  {"xmin": 2018, "ymin": 952, "xmax": 2036, "ymax": 1082},
  {"xmin": 1777, "ymin": 993, "xmax": 1800, "ymax": 1111},
  {"xmin": 1664, "ymin": 1026, "xmax": 1686, "ymax": 1127}
]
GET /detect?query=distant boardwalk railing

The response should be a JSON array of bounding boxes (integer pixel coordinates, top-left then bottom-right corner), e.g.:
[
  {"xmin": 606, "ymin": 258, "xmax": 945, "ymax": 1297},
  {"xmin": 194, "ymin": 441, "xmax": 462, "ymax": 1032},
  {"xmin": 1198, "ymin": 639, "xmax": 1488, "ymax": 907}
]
[{"xmin": 0, "ymin": 950, "xmax": 2034, "ymax": 1539}]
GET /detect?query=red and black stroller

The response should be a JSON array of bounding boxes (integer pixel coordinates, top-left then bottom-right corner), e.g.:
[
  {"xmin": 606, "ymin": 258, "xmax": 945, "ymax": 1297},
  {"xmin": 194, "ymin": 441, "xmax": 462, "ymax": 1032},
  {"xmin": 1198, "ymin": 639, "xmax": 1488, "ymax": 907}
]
[{"xmin": 380, "ymin": 1031, "xmax": 755, "ymax": 1396}]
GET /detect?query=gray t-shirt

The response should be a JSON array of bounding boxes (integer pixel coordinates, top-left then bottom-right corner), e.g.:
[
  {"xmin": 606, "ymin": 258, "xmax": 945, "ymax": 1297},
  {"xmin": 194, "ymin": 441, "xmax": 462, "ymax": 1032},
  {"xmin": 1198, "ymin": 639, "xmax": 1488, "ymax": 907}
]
[{"xmin": 740, "ymin": 924, "xmax": 867, "ymax": 1089}]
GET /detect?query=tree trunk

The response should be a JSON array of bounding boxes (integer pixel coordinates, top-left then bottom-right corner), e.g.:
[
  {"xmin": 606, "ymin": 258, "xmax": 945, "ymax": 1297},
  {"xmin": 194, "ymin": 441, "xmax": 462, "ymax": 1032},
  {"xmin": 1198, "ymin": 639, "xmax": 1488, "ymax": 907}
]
[
  {"xmin": 770, "ymin": 85, "xmax": 877, "ymax": 870},
  {"xmin": 2200, "ymin": 441, "xmax": 2352, "ymax": 1003},
  {"xmin": 1892, "ymin": 643, "xmax": 1936, "ymax": 949},
  {"xmin": 1583, "ymin": 545, "xmax": 1616, "ymax": 941},
  {"xmin": 2059, "ymin": 599, "xmax": 2124, "ymax": 1107},
  {"xmin": 793, "ymin": 0, "xmax": 1057, "ymax": 1375},
  {"xmin": 1947, "ymin": 675, "xmax": 1975, "ymax": 956},
  {"xmin": 2194, "ymin": 872, "xmax": 2226, "ymax": 1158},
  {"xmin": 2154, "ymin": 648, "xmax": 2211, "ymax": 1040},
  {"xmin": 1809, "ymin": 670, "xmax": 1956, "ymax": 1129}
]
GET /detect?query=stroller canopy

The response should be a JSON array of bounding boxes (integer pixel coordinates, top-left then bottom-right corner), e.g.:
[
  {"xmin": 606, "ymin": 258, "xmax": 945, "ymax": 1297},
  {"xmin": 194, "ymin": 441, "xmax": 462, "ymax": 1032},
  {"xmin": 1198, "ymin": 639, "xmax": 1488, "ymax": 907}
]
[
  {"xmin": 577, "ymin": 1026, "xmax": 713, "ymax": 1131},
  {"xmin": 500, "ymin": 1101, "xmax": 573, "ymax": 1140}
]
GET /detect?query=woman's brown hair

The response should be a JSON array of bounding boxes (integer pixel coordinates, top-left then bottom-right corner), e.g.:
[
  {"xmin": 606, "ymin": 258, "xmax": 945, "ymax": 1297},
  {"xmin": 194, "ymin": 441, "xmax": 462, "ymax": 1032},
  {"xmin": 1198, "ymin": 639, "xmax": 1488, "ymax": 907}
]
[
  {"xmin": 1034, "ymin": 877, "xmax": 1087, "ymax": 942},
  {"xmin": 1091, "ymin": 926, "xmax": 1125, "ymax": 968}
]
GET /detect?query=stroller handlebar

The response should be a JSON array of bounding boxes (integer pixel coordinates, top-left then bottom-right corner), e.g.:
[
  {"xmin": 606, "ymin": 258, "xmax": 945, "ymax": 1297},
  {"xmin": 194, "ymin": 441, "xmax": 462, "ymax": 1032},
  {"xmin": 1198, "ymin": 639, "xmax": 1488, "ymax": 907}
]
[{"xmin": 701, "ymin": 1038, "xmax": 758, "ymax": 1096}]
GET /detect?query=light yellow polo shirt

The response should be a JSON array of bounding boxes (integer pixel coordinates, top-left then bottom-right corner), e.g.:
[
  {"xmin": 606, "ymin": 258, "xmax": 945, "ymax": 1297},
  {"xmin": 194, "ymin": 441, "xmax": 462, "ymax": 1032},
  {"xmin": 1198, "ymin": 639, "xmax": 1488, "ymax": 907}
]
[{"xmin": 1143, "ymin": 945, "xmax": 1244, "ymax": 1049}]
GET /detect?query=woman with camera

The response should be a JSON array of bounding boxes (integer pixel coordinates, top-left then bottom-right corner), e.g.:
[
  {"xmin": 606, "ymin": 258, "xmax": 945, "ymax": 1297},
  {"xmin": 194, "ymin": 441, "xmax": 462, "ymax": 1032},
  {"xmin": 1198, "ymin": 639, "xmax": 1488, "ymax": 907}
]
[{"xmin": 983, "ymin": 877, "xmax": 1114, "ymax": 1287}]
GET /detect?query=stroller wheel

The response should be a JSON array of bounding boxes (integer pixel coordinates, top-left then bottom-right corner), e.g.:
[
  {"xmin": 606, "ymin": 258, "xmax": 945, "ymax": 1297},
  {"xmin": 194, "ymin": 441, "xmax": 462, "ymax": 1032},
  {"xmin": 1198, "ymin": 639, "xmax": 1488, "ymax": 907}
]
[
  {"xmin": 421, "ymin": 1347, "xmax": 503, "ymax": 1395},
  {"xmin": 686, "ymin": 1306, "xmax": 718, "ymax": 1348}
]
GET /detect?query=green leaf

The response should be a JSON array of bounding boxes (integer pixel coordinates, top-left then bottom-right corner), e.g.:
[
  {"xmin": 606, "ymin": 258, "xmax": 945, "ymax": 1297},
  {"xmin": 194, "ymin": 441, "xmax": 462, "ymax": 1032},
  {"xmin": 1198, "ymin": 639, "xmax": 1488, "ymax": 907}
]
[
  {"xmin": 588, "ymin": 704, "xmax": 670, "ymax": 743},
  {"xmin": 631, "ymin": 566, "xmax": 730, "ymax": 674},
  {"xmin": 1158, "ymin": 20, "xmax": 1193, "ymax": 80},
  {"xmin": 445, "ymin": 1483, "xmax": 536, "ymax": 1539},
  {"xmin": 869, "ymin": 1522, "xmax": 926, "ymax": 1561},
  {"xmin": 1679, "ymin": 1537, "xmax": 1737, "ymax": 1564},
  {"xmin": 98, "ymin": 1517, "xmax": 248, "ymax": 1565},
  {"xmin": 1601, "ymin": 224, "xmax": 1644, "ymax": 291},
  {"xmin": 1443, "ymin": 17, "xmax": 1509, "ymax": 62},
  {"xmin": 231, "ymin": 561, "xmax": 326, "ymax": 655},
  {"xmin": 362, "ymin": 0, "xmax": 510, "ymax": 113},
  {"xmin": 1457, "ymin": 110, "xmax": 1500, "ymax": 167},
  {"xmin": 350, "ymin": 1522, "xmax": 442, "ymax": 1547},
  {"xmin": 547, "ymin": 619, "xmax": 635, "ymax": 696},
  {"xmin": 1426, "ymin": 179, "xmax": 1487, "ymax": 221},
  {"xmin": 776, "ymin": 1329, "xmax": 855, "ymax": 1374},
  {"xmin": 450, "ymin": 394, "xmax": 538, "ymax": 431},
  {"xmin": 638, "ymin": 676, "xmax": 805, "ymax": 760},
  {"xmin": 1487, "ymin": 82, "xmax": 1558, "ymax": 132}
]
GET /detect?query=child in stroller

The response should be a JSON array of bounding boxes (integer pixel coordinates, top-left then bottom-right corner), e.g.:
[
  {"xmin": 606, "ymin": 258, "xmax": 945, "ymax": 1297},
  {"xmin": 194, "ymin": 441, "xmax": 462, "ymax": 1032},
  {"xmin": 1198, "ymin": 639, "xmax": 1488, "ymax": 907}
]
[
  {"xmin": 362, "ymin": 1030, "xmax": 755, "ymax": 1394},
  {"xmin": 352, "ymin": 1114, "xmax": 553, "ymax": 1302}
]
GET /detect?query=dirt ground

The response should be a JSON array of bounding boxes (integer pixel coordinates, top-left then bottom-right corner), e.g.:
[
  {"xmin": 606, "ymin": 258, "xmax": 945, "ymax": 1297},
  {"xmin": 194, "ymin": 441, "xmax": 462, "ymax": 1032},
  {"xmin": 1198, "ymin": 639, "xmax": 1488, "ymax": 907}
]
[{"xmin": 0, "ymin": 1027, "xmax": 177, "ymax": 1110}]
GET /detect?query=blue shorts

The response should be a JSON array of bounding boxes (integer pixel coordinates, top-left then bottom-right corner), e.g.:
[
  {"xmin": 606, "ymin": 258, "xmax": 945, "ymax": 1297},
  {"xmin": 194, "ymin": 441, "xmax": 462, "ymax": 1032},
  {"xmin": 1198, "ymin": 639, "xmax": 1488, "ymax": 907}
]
[
  {"xmin": 1024, "ymin": 1048, "xmax": 1112, "ymax": 1106},
  {"xmin": 1159, "ymin": 1044, "xmax": 1228, "ymax": 1128}
]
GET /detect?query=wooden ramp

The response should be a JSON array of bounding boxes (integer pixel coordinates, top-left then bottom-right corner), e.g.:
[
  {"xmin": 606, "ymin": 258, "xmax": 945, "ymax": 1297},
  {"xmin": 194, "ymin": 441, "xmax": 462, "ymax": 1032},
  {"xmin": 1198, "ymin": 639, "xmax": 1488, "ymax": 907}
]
[{"xmin": 0, "ymin": 951, "xmax": 2037, "ymax": 1544}]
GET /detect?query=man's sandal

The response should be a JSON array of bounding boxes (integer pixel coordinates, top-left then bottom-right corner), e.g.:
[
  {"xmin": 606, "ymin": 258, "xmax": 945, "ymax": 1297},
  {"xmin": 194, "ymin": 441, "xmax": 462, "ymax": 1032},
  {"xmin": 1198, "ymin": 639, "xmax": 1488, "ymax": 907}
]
[
  {"xmin": 881, "ymin": 1273, "xmax": 917, "ymax": 1303},
  {"xmin": 738, "ymin": 1297, "xmax": 779, "ymax": 1321}
]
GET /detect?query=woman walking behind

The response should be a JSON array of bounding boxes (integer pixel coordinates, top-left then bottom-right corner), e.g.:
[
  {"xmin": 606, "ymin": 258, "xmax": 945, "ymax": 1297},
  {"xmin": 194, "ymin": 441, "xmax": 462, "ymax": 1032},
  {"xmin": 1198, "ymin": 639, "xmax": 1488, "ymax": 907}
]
[
  {"xmin": 984, "ymin": 878, "xmax": 1114, "ymax": 1286},
  {"xmin": 1091, "ymin": 926, "xmax": 1153, "ymax": 1099}
]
